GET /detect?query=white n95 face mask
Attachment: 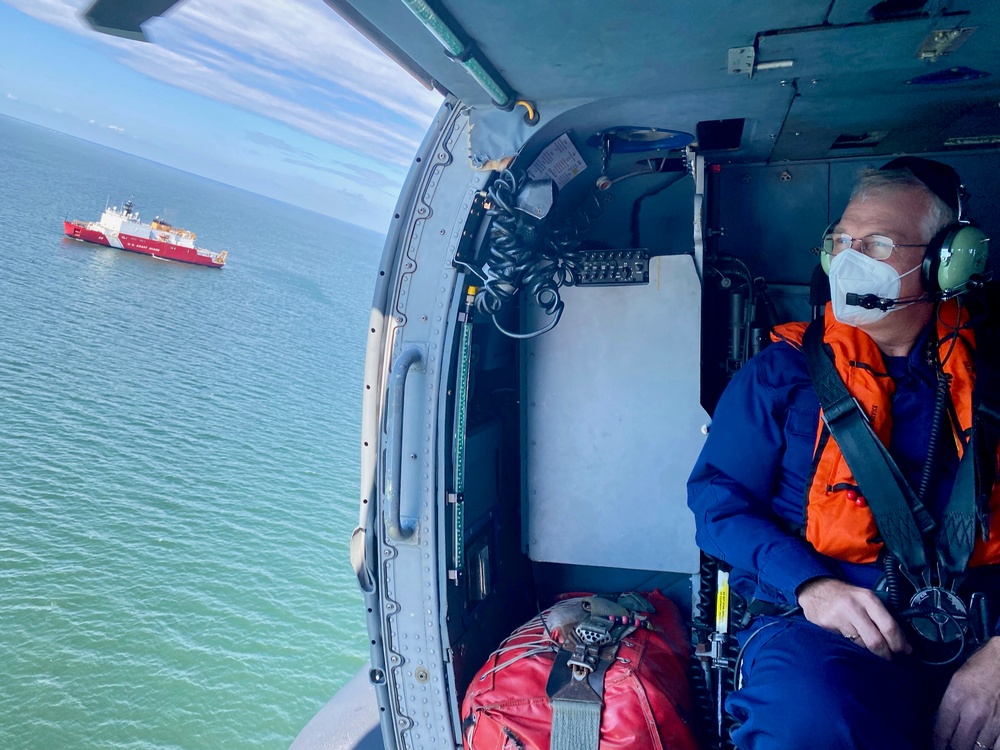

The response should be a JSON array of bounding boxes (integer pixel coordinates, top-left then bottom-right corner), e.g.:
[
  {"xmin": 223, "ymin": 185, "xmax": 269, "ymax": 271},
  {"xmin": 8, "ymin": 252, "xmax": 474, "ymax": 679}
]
[{"xmin": 828, "ymin": 249, "xmax": 921, "ymax": 327}]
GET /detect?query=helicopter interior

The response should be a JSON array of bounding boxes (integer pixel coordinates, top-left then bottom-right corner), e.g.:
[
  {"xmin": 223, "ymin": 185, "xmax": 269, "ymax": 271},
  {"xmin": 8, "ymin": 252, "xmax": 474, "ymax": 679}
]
[
  {"xmin": 436, "ymin": 134, "xmax": 998, "ymax": 750},
  {"xmin": 78, "ymin": 0, "xmax": 1000, "ymax": 747},
  {"xmin": 333, "ymin": 2, "xmax": 1000, "ymax": 746}
]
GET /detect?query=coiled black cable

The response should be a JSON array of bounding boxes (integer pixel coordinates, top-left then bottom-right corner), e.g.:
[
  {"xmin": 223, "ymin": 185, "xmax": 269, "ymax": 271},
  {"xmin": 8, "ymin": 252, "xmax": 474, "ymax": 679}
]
[
  {"xmin": 881, "ymin": 336, "xmax": 950, "ymax": 618},
  {"xmin": 916, "ymin": 371, "xmax": 952, "ymax": 505},
  {"xmin": 881, "ymin": 552, "xmax": 904, "ymax": 611},
  {"xmin": 884, "ymin": 302, "xmax": 966, "ymax": 658},
  {"xmin": 475, "ymin": 169, "xmax": 585, "ymax": 339}
]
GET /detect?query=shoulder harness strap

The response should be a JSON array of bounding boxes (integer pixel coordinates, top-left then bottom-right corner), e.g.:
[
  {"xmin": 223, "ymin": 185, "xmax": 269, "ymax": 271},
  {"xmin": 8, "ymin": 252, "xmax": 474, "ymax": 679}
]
[{"xmin": 802, "ymin": 319, "xmax": 933, "ymax": 574}]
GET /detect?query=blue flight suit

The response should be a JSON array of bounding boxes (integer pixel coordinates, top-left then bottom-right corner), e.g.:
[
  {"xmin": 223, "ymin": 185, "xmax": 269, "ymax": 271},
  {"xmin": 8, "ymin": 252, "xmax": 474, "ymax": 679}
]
[{"xmin": 687, "ymin": 325, "xmax": 998, "ymax": 750}]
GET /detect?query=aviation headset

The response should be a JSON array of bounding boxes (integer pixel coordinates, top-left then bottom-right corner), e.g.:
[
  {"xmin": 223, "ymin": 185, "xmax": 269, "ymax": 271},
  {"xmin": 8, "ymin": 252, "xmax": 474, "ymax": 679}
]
[{"xmin": 820, "ymin": 156, "xmax": 990, "ymax": 297}]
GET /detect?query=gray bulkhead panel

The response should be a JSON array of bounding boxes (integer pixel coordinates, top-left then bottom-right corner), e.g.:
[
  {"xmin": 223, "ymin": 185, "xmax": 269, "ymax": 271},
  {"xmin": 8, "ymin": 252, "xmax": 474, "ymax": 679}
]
[{"xmin": 523, "ymin": 255, "xmax": 707, "ymax": 574}]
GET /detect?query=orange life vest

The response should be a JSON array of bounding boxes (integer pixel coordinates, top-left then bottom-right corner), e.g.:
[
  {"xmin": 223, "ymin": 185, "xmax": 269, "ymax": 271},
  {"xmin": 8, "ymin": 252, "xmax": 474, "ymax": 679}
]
[{"xmin": 772, "ymin": 300, "xmax": 1000, "ymax": 566}]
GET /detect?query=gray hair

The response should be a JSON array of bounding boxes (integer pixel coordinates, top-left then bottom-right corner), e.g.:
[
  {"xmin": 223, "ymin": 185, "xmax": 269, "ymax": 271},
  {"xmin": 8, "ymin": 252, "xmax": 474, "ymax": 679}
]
[{"xmin": 850, "ymin": 168, "xmax": 955, "ymax": 242}]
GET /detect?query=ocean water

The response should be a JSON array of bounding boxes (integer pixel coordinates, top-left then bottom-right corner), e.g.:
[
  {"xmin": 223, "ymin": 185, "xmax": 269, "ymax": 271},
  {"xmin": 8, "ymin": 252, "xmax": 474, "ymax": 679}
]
[{"xmin": 0, "ymin": 115, "xmax": 378, "ymax": 749}]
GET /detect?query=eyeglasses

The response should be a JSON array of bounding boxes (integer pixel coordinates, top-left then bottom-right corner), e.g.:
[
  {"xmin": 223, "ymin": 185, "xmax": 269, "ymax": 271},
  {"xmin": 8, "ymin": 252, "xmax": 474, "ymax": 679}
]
[{"xmin": 821, "ymin": 232, "xmax": 928, "ymax": 261}]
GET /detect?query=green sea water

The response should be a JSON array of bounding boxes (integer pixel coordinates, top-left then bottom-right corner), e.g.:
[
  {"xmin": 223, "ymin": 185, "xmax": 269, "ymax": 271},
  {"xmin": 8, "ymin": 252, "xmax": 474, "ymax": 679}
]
[{"xmin": 0, "ymin": 115, "xmax": 377, "ymax": 748}]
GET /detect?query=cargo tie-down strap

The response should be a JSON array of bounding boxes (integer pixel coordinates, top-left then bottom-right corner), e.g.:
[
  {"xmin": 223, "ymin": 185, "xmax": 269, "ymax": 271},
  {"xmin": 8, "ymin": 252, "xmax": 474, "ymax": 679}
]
[{"xmin": 545, "ymin": 593, "xmax": 652, "ymax": 750}]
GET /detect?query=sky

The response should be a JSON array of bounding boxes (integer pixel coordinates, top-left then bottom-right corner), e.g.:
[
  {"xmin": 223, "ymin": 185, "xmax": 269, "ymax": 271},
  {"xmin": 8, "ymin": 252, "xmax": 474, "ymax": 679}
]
[{"xmin": 0, "ymin": 0, "xmax": 443, "ymax": 233}]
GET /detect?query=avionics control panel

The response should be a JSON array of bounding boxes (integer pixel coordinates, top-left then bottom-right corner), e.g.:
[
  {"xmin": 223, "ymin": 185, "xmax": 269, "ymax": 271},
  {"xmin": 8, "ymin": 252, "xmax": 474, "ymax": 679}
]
[{"xmin": 576, "ymin": 249, "xmax": 649, "ymax": 286}]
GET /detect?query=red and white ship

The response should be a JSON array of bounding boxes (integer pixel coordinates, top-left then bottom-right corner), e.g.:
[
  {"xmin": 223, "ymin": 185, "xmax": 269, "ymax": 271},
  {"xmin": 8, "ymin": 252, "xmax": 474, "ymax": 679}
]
[{"xmin": 63, "ymin": 199, "xmax": 228, "ymax": 268}]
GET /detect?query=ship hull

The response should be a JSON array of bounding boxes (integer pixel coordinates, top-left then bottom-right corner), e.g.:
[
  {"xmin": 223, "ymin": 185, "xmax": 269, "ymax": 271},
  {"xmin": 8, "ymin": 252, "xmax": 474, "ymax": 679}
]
[{"xmin": 63, "ymin": 220, "xmax": 225, "ymax": 268}]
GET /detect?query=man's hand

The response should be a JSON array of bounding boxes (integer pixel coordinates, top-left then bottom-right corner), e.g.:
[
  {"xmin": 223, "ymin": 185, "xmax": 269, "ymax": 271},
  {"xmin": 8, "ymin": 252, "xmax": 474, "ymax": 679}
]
[
  {"xmin": 934, "ymin": 637, "xmax": 1000, "ymax": 750},
  {"xmin": 796, "ymin": 577, "xmax": 911, "ymax": 660}
]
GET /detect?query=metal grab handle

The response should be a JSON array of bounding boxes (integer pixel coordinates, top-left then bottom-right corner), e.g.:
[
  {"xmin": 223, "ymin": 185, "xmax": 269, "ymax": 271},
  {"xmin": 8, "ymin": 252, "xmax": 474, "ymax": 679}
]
[{"xmin": 384, "ymin": 345, "xmax": 424, "ymax": 540}]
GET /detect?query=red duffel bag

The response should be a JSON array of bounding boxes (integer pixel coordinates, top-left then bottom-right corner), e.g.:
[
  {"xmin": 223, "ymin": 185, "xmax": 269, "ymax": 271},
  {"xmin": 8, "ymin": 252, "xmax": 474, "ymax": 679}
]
[{"xmin": 461, "ymin": 590, "xmax": 699, "ymax": 750}]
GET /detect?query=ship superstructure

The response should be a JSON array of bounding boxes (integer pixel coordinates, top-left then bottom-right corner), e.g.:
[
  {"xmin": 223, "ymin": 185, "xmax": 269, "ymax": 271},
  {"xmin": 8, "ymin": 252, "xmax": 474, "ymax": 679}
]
[{"xmin": 64, "ymin": 199, "xmax": 227, "ymax": 268}]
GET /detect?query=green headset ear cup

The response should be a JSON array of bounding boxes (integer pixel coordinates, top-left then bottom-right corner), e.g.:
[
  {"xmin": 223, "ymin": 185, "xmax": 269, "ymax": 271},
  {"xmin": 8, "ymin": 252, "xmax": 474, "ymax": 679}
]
[{"xmin": 922, "ymin": 224, "xmax": 990, "ymax": 294}]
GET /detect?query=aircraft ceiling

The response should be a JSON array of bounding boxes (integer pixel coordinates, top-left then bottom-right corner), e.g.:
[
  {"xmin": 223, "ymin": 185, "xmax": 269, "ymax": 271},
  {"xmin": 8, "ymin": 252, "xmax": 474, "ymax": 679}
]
[{"xmin": 85, "ymin": 0, "xmax": 1000, "ymax": 163}]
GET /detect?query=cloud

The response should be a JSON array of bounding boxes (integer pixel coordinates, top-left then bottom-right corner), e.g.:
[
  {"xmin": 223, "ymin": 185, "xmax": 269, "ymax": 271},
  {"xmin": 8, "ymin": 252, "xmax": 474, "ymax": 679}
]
[
  {"xmin": 5, "ymin": 93, "xmax": 18, "ymax": 100},
  {"xmin": 118, "ymin": 40, "xmax": 428, "ymax": 164},
  {"xmin": 82, "ymin": 117, "xmax": 122, "ymax": 132},
  {"xmin": 3, "ymin": 0, "xmax": 442, "ymax": 166},
  {"xmin": 160, "ymin": 0, "xmax": 438, "ymax": 121},
  {"xmin": 2, "ymin": 0, "xmax": 90, "ymax": 33},
  {"xmin": 330, "ymin": 162, "xmax": 400, "ymax": 192},
  {"xmin": 244, "ymin": 131, "xmax": 317, "ymax": 160},
  {"xmin": 280, "ymin": 157, "xmax": 399, "ymax": 192}
]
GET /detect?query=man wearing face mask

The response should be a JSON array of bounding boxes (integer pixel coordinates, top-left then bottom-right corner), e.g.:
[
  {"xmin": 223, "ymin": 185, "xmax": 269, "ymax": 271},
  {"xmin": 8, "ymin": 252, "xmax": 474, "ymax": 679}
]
[{"xmin": 688, "ymin": 157, "xmax": 1000, "ymax": 750}]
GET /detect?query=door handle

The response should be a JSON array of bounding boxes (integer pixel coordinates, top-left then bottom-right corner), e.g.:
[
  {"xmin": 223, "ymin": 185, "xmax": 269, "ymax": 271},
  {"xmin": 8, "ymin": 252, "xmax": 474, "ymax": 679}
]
[{"xmin": 384, "ymin": 345, "xmax": 424, "ymax": 541}]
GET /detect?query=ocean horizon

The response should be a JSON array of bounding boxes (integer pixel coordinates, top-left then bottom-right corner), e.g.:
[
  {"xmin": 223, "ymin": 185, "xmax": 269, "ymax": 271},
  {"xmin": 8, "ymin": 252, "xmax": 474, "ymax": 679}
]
[{"xmin": 0, "ymin": 113, "xmax": 378, "ymax": 748}]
